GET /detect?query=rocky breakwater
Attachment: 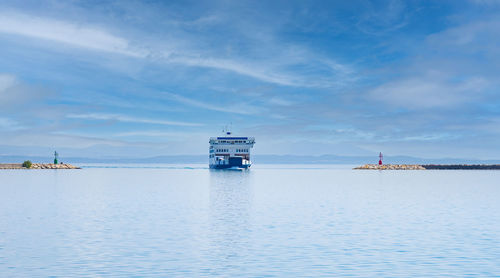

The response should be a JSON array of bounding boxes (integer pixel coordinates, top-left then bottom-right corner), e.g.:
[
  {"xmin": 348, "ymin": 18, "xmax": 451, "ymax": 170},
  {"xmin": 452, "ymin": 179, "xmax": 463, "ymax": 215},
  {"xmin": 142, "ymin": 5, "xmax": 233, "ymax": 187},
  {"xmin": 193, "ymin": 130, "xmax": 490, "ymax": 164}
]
[
  {"xmin": 0, "ymin": 163, "xmax": 80, "ymax": 169},
  {"xmin": 354, "ymin": 164, "xmax": 425, "ymax": 170},
  {"xmin": 30, "ymin": 163, "xmax": 80, "ymax": 169}
]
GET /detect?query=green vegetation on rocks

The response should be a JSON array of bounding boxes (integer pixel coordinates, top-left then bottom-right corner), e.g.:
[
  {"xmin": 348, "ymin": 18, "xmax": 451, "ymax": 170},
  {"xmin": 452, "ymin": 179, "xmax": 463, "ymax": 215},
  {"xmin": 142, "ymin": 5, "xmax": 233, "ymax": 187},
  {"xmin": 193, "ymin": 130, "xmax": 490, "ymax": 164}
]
[{"xmin": 22, "ymin": 160, "xmax": 32, "ymax": 169}]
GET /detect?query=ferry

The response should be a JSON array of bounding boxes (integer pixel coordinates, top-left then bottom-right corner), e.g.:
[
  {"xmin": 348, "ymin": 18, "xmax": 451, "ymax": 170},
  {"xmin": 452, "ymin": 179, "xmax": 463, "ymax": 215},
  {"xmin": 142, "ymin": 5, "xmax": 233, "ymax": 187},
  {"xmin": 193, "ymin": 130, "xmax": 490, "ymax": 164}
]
[{"xmin": 209, "ymin": 132, "xmax": 255, "ymax": 169}]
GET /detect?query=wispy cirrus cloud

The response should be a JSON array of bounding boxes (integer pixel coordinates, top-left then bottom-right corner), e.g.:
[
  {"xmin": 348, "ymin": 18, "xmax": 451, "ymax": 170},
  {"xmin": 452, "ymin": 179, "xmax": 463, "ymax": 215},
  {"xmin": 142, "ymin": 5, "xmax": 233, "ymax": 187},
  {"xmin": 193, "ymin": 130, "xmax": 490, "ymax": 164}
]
[
  {"xmin": 161, "ymin": 92, "xmax": 262, "ymax": 115},
  {"xmin": 368, "ymin": 76, "xmax": 489, "ymax": 109},
  {"xmin": 113, "ymin": 130, "xmax": 209, "ymax": 138},
  {"xmin": 0, "ymin": 130, "xmax": 128, "ymax": 148},
  {"xmin": 67, "ymin": 113, "xmax": 202, "ymax": 127},
  {"xmin": 2, "ymin": 1, "xmax": 500, "ymax": 159},
  {"xmin": 0, "ymin": 10, "xmax": 354, "ymax": 88},
  {"xmin": 0, "ymin": 12, "xmax": 144, "ymax": 57},
  {"xmin": 0, "ymin": 74, "xmax": 17, "ymax": 91},
  {"xmin": 0, "ymin": 117, "xmax": 22, "ymax": 130}
]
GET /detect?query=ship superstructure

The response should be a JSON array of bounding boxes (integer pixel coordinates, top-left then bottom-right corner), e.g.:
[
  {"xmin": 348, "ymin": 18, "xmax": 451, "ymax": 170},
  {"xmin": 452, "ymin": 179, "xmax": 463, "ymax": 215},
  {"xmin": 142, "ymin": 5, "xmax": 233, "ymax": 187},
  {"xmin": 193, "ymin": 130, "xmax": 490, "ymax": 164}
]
[{"xmin": 209, "ymin": 132, "xmax": 255, "ymax": 169}]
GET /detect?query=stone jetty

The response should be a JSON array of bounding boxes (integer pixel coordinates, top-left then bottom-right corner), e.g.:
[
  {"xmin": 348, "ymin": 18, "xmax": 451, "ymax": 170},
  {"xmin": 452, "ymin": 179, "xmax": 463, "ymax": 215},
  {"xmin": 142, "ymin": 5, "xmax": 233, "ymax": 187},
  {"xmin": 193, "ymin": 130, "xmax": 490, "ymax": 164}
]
[
  {"xmin": 354, "ymin": 164, "xmax": 425, "ymax": 170},
  {"xmin": 354, "ymin": 164, "xmax": 500, "ymax": 170},
  {"xmin": 0, "ymin": 163, "xmax": 80, "ymax": 169}
]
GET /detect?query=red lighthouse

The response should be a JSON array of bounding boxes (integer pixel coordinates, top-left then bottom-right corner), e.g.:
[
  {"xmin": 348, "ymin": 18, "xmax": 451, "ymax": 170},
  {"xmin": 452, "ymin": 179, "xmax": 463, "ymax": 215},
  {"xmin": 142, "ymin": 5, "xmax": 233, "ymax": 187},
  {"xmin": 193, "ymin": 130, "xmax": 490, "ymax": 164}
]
[{"xmin": 379, "ymin": 152, "xmax": 383, "ymax": 165}]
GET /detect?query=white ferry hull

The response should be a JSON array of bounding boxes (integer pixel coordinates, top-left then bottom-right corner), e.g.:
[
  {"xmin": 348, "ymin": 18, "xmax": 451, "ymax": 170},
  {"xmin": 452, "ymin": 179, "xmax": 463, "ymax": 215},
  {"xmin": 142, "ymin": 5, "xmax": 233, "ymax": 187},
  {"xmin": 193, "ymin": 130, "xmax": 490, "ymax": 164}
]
[
  {"xmin": 209, "ymin": 164, "xmax": 251, "ymax": 170},
  {"xmin": 209, "ymin": 135, "xmax": 255, "ymax": 170}
]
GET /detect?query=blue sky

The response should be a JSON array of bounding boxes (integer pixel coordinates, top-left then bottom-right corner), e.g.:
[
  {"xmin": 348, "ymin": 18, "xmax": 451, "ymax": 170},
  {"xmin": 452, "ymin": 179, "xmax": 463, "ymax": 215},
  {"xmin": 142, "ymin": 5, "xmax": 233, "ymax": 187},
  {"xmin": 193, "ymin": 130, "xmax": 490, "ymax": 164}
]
[{"xmin": 1, "ymin": 0, "xmax": 500, "ymax": 159}]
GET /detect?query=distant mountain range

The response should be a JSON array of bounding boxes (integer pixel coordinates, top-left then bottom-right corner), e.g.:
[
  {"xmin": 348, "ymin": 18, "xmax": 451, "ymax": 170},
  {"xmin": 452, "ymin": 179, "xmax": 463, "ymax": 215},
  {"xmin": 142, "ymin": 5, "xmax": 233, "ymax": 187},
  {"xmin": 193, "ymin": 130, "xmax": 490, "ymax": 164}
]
[{"xmin": 1, "ymin": 154, "xmax": 499, "ymax": 165}]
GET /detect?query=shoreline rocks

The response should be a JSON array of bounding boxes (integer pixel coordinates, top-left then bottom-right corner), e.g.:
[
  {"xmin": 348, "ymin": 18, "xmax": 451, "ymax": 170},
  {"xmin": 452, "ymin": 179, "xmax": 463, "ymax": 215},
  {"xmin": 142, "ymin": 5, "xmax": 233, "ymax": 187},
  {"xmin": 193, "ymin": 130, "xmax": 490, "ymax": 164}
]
[
  {"xmin": 354, "ymin": 164, "xmax": 426, "ymax": 170},
  {"xmin": 0, "ymin": 163, "xmax": 80, "ymax": 169},
  {"xmin": 354, "ymin": 164, "xmax": 500, "ymax": 170}
]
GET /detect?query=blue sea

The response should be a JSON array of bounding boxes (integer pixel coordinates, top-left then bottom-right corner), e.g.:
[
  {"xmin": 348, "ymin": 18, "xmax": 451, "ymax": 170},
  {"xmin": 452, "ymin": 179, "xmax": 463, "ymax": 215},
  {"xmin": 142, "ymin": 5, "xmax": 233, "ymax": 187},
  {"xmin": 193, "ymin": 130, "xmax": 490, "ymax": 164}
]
[{"xmin": 1, "ymin": 164, "xmax": 499, "ymax": 277}]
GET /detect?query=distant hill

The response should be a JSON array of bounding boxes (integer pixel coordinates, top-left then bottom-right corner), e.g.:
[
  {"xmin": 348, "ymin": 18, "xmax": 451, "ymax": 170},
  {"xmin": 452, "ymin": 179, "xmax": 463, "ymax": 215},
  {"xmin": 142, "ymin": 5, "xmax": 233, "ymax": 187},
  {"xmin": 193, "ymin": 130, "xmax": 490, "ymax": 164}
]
[{"xmin": 1, "ymin": 154, "xmax": 499, "ymax": 165}]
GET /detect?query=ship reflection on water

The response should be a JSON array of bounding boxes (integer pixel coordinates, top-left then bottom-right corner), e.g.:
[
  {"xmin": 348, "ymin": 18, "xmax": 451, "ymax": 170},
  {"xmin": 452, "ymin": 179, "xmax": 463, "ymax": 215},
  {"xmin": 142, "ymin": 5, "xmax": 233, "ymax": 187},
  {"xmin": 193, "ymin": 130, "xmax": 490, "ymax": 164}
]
[{"xmin": 207, "ymin": 170, "xmax": 254, "ymax": 272}]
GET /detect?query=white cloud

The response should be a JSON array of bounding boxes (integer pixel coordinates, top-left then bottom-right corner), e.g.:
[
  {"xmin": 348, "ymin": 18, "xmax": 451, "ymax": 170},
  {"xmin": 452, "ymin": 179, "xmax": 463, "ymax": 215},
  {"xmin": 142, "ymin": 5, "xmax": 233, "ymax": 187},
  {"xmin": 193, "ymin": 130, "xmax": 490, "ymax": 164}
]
[
  {"xmin": 161, "ymin": 92, "xmax": 262, "ymax": 115},
  {"xmin": 67, "ymin": 113, "xmax": 202, "ymax": 127},
  {"xmin": 0, "ymin": 73, "xmax": 56, "ymax": 111},
  {"xmin": 0, "ymin": 74, "xmax": 17, "ymax": 91},
  {"xmin": 427, "ymin": 20, "xmax": 500, "ymax": 49},
  {"xmin": 368, "ymin": 76, "xmax": 489, "ymax": 109},
  {"xmin": 0, "ymin": 117, "xmax": 21, "ymax": 130},
  {"xmin": 0, "ymin": 11, "xmax": 354, "ymax": 88},
  {"xmin": 0, "ymin": 131, "xmax": 127, "ymax": 148},
  {"xmin": 355, "ymin": 0, "xmax": 409, "ymax": 35},
  {"xmin": 469, "ymin": 0, "xmax": 500, "ymax": 5},
  {"xmin": 0, "ymin": 12, "xmax": 143, "ymax": 57},
  {"xmin": 113, "ymin": 130, "xmax": 208, "ymax": 138},
  {"xmin": 267, "ymin": 97, "xmax": 294, "ymax": 106},
  {"xmin": 168, "ymin": 56, "xmax": 303, "ymax": 87}
]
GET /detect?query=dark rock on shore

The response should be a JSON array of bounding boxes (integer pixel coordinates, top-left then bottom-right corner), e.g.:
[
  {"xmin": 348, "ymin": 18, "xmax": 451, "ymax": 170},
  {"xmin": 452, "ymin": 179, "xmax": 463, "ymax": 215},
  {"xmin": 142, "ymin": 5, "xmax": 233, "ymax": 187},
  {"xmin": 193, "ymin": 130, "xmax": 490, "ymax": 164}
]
[{"xmin": 422, "ymin": 164, "xmax": 500, "ymax": 170}]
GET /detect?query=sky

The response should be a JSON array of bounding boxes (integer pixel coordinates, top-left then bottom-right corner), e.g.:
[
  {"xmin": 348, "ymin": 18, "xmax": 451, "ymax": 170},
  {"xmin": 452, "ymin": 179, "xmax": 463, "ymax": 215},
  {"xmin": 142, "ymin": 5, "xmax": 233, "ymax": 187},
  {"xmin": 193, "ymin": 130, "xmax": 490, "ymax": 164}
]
[{"xmin": 1, "ymin": 0, "xmax": 500, "ymax": 159}]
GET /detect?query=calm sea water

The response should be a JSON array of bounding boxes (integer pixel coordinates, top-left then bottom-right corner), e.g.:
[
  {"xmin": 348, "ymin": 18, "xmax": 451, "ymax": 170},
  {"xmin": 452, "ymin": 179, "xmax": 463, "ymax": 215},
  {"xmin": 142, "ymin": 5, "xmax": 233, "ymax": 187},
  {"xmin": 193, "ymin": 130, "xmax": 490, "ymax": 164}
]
[{"xmin": 1, "ymin": 164, "xmax": 499, "ymax": 277}]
